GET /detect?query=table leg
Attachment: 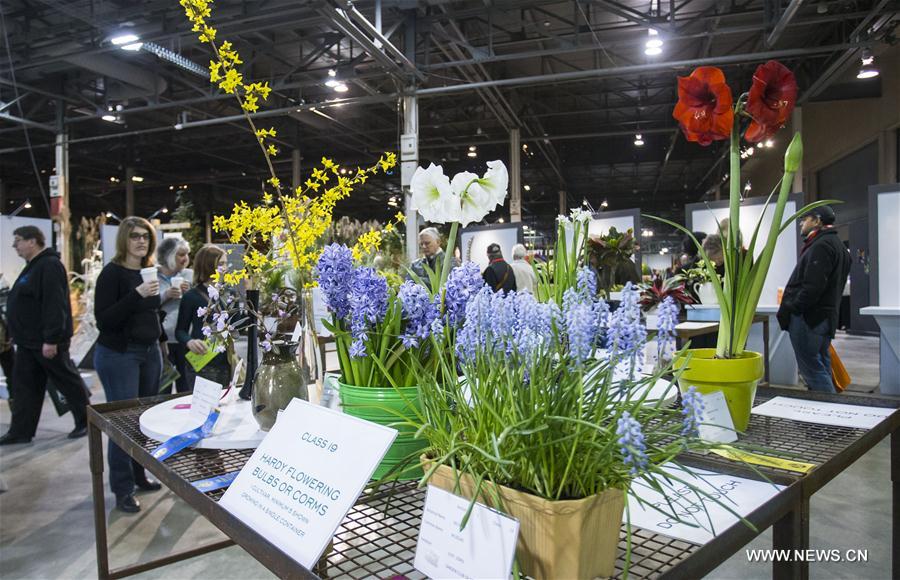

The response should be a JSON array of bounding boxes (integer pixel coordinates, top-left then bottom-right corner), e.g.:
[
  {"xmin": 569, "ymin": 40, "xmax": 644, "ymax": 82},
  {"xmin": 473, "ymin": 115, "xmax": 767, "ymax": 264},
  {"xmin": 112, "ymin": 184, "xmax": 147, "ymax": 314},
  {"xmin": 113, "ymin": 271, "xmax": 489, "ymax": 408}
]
[
  {"xmin": 772, "ymin": 495, "xmax": 809, "ymax": 580},
  {"xmin": 89, "ymin": 419, "xmax": 110, "ymax": 580},
  {"xmin": 892, "ymin": 429, "xmax": 898, "ymax": 577}
]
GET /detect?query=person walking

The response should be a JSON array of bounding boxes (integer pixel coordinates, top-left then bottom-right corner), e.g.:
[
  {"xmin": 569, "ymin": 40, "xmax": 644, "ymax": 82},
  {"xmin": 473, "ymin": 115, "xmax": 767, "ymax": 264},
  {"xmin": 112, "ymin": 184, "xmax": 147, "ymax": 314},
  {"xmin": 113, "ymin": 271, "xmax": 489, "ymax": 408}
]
[
  {"xmin": 93, "ymin": 217, "xmax": 164, "ymax": 513},
  {"xmin": 509, "ymin": 243, "xmax": 536, "ymax": 294},
  {"xmin": 777, "ymin": 206, "xmax": 851, "ymax": 393},
  {"xmin": 0, "ymin": 226, "xmax": 89, "ymax": 445},
  {"xmin": 482, "ymin": 243, "xmax": 517, "ymax": 293},
  {"xmin": 157, "ymin": 238, "xmax": 193, "ymax": 393},
  {"xmin": 176, "ymin": 245, "xmax": 232, "ymax": 390}
]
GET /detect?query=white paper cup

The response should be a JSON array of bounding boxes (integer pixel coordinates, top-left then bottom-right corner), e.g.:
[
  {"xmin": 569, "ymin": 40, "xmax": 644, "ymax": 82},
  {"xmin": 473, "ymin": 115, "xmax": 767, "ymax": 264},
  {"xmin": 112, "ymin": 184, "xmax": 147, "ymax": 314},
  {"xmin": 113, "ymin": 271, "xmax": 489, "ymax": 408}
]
[
  {"xmin": 140, "ymin": 267, "xmax": 157, "ymax": 283},
  {"xmin": 172, "ymin": 276, "xmax": 185, "ymax": 290}
]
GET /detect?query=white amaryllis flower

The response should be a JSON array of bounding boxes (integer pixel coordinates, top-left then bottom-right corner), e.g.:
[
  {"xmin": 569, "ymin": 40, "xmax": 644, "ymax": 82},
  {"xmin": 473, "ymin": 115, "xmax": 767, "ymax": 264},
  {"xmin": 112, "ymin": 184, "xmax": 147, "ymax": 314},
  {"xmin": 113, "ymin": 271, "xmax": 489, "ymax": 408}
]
[
  {"xmin": 410, "ymin": 163, "xmax": 458, "ymax": 224},
  {"xmin": 477, "ymin": 160, "xmax": 509, "ymax": 208},
  {"xmin": 450, "ymin": 171, "xmax": 494, "ymax": 226}
]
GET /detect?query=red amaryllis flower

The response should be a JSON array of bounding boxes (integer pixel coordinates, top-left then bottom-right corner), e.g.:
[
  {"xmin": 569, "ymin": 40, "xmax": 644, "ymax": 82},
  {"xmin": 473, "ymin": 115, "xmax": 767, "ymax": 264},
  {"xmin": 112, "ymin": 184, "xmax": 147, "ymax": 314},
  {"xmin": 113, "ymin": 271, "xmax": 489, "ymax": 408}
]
[
  {"xmin": 744, "ymin": 60, "xmax": 797, "ymax": 143},
  {"xmin": 673, "ymin": 66, "xmax": 734, "ymax": 146}
]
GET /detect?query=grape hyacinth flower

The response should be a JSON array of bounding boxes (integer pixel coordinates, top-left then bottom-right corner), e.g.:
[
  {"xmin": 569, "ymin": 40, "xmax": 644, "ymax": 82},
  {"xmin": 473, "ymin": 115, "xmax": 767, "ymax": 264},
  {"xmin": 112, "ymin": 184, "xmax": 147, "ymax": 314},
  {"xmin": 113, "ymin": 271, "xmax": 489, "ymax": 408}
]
[
  {"xmin": 348, "ymin": 267, "xmax": 389, "ymax": 358},
  {"xmin": 681, "ymin": 386, "xmax": 705, "ymax": 437},
  {"xmin": 576, "ymin": 265, "xmax": 598, "ymax": 299},
  {"xmin": 616, "ymin": 411, "xmax": 649, "ymax": 475},
  {"xmin": 656, "ymin": 296, "xmax": 680, "ymax": 366},
  {"xmin": 444, "ymin": 262, "xmax": 485, "ymax": 327},
  {"xmin": 562, "ymin": 288, "xmax": 599, "ymax": 365},
  {"xmin": 398, "ymin": 281, "xmax": 442, "ymax": 348},
  {"xmin": 606, "ymin": 282, "xmax": 648, "ymax": 378},
  {"xmin": 316, "ymin": 244, "xmax": 354, "ymax": 320}
]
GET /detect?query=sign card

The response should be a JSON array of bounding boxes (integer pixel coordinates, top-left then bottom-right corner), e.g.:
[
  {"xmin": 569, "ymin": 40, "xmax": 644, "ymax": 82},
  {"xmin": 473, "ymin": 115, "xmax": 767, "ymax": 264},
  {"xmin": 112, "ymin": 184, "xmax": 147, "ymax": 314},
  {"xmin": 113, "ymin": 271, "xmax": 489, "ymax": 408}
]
[
  {"xmin": 219, "ymin": 398, "xmax": 397, "ymax": 568},
  {"xmin": 414, "ymin": 485, "xmax": 519, "ymax": 580},
  {"xmin": 191, "ymin": 376, "xmax": 223, "ymax": 422},
  {"xmin": 697, "ymin": 390, "xmax": 738, "ymax": 444},
  {"xmin": 627, "ymin": 463, "xmax": 783, "ymax": 545},
  {"xmin": 751, "ymin": 396, "xmax": 895, "ymax": 429}
]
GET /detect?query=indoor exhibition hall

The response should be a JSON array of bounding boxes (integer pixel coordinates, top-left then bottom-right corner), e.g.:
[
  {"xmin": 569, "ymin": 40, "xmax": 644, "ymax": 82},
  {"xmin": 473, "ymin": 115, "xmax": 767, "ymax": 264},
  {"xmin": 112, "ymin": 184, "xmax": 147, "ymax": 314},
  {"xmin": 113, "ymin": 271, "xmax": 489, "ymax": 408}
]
[{"xmin": 0, "ymin": 0, "xmax": 898, "ymax": 578}]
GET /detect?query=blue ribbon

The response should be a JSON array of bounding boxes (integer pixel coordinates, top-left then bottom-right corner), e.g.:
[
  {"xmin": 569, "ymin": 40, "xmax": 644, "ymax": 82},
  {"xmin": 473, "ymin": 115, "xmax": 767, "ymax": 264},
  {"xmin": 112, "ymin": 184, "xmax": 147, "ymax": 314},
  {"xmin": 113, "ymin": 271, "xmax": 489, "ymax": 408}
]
[
  {"xmin": 151, "ymin": 410, "xmax": 220, "ymax": 461},
  {"xmin": 191, "ymin": 470, "xmax": 241, "ymax": 492}
]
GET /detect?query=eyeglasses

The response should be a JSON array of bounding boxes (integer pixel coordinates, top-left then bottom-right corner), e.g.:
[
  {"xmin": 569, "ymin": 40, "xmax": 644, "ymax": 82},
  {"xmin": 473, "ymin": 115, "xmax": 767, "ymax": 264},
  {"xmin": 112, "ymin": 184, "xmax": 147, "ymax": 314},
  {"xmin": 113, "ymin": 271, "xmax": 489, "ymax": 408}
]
[{"xmin": 129, "ymin": 232, "xmax": 151, "ymax": 241}]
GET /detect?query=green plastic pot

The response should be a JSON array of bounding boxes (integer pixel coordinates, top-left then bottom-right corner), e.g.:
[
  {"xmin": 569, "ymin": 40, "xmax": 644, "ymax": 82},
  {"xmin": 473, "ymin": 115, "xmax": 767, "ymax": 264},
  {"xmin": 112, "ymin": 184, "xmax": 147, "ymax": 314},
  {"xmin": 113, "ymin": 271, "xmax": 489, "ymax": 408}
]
[
  {"xmin": 674, "ymin": 348, "xmax": 764, "ymax": 432},
  {"xmin": 338, "ymin": 381, "xmax": 426, "ymax": 481}
]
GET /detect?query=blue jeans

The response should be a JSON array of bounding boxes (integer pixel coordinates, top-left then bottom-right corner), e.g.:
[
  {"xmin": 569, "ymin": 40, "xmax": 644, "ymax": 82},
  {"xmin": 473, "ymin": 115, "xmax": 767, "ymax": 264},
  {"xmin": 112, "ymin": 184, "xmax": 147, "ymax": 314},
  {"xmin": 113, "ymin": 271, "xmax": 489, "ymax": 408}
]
[
  {"xmin": 93, "ymin": 342, "xmax": 162, "ymax": 498},
  {"xmin": 788, "ymin": 314, "xmax": 835, "ymax": 393}
]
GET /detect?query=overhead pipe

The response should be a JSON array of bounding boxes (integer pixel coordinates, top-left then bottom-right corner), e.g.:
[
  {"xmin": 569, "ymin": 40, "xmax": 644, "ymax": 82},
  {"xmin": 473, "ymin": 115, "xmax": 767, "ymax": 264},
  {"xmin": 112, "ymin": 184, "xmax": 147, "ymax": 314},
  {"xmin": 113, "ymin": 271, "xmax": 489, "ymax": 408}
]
[{"xmin": 766, "ymin": 0, "xmax": 806, "ymax": 47}]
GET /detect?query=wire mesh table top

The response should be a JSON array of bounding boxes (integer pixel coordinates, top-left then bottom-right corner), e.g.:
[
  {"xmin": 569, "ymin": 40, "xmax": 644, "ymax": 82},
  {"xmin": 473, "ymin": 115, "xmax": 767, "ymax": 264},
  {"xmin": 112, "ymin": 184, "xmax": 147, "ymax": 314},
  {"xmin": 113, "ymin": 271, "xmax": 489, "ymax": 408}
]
[{"xmin": 92, "ymin": 387, "xmax": 898, "ymax": 579}]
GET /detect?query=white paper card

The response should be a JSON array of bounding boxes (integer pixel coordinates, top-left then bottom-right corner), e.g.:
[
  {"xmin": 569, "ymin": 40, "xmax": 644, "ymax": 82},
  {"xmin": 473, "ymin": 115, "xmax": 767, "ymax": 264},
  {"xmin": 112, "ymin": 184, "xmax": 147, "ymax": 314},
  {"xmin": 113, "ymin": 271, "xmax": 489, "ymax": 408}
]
[
  {"xmin": 190, "ymin": 377, "xmax": 223, "ymax": 421},
  {"xmin": 698, "ymin": 391, "xmax": 738, "ymax": 443},
  {"xmin": 751, "ymin": 396, "xmax": 895, "ymax": 429},
  {"xmin": 218, "ymin": 399, "xmax": 397, "ymax": 569},
  {"xmin": 627, "ymin": 463, "xmax": 784, "ymax": 545},
  {"xmin": 414, "ymin": 486, "xmax": 519, "ymax": 580},
  {"xmin": 290, "ymin": 321, "xmax": 303, "ymax": 343}
]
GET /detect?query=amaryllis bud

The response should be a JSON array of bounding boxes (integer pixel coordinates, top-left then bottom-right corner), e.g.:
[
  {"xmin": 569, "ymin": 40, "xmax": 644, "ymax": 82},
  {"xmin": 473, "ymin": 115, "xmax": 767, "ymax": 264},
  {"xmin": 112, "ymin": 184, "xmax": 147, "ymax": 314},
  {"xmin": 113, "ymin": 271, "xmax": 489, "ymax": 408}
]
[{"xmin": 784, "ymin": 133, "xmax": 803, "ymax": 173}]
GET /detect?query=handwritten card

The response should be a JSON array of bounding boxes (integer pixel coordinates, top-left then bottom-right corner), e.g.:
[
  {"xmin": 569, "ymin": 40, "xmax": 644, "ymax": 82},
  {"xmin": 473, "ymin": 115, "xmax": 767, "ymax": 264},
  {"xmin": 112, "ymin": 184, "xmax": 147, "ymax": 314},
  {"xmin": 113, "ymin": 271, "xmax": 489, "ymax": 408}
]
[
  {"xmin": 414, "ymin": 486, "xmax": 519, "ymax": 580},
  {"xmin": 190, "ymin": 377, "xmax": 223, "ymax": 422},
  {"xmin": 698, "ymin": 390, "xmax": 738, "ymax": 443},
  {"xmin": 751, "ymin": 396, "xmax": 895, "ymax": 429}
]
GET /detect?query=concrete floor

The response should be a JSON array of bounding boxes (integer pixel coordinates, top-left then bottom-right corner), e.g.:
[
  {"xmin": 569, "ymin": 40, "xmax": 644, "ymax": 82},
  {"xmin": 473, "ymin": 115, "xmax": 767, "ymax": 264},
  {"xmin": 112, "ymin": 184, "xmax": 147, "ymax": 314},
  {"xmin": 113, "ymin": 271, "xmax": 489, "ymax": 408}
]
[{"xmin": 0, "ymin": 332, "xmax": 894, "ymax": 579}]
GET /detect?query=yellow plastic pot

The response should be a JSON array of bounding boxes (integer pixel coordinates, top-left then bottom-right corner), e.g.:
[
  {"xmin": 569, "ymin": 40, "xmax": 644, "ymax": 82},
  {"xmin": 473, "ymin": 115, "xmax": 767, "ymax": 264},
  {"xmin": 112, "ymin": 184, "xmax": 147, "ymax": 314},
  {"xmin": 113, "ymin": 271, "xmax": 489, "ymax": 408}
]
[{"xmin": 674, "ymin": 348, "xmax": 764, "ymax": 432}]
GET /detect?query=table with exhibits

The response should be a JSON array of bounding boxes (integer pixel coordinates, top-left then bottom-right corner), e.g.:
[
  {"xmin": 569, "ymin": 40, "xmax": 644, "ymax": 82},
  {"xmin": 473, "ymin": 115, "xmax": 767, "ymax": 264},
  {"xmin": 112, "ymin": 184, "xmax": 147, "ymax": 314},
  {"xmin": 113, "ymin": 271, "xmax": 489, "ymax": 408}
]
[{"xmin": 88, "ymin": 386, "xmax": 899, "ymax": 580}]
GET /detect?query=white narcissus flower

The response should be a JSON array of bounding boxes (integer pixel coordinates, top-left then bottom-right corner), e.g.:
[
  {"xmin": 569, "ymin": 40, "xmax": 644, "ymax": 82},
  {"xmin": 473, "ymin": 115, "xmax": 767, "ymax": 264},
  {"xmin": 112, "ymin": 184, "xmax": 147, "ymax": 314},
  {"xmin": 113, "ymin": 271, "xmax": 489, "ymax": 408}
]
[{"xmin": 410, "ymin": 163, "xmax": 458, "ymax": 224}]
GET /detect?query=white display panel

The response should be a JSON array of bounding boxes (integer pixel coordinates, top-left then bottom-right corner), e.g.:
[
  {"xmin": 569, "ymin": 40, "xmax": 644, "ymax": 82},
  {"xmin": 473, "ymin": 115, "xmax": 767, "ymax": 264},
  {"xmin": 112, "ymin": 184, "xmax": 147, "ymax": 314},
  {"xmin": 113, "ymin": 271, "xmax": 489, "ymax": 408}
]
[
  {"xmin": 689, "ymin": 200, "xmax": 798, "ymax": 307},
  {"xmin": 644, "ymin": 253, "xmax": 673, "ymax": 274},
  {"xmin": 877, "ymin": 190, "xmax": 900, "ymax": 307},
  {"xmin": 0, "ymin": 217, "xmax": 53, "ymax": 283},
  {"xmin": 460, "ymin": 225, "xmax": 521, "ymax": 271},
  {"xmin": 101, "ymin": 224, "xmax": 118, "ymax": 265},
  {"xmin": 588, "ymin": 215, "xmax": 636, "ymax": 238}
]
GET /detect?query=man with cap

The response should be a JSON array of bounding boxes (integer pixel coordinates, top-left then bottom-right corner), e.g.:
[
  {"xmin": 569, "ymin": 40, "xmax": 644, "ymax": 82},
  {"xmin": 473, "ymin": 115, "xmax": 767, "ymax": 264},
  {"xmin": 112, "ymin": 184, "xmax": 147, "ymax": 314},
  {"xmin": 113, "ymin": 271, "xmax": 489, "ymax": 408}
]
[
  {"xmin": 482, "ymin": 243, "xmax": 517, "ymax": 293},
  {"xmin": 777, "ymin": 205, "xmax": 851, "ymax": 393}
]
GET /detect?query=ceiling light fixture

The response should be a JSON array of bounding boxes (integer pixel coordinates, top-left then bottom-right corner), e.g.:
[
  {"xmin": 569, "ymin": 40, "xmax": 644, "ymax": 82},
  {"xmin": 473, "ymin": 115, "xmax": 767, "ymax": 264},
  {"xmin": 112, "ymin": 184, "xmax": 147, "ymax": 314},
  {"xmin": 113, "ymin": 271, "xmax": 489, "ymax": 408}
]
[
  {"xmin": 634, "ymin": 133, "xmax": 644, "ymax": 146},
  {"xmin": 523, "ymin": 184, "xmax": 531, "ymax": 191},
  {"xmin": 109, "ymin": 176, "xmax": 120, "ymax": 183},
  {"xmin": 857, "ymin": 49, "xmax": 879, "ymax": 79},
  {"xmin": 101, "ymin": 113, "xmax": 118, "ymax": 122},
  {"xmin": 333, "ymin": 82, "xmax": 349, "ymax": 93},
  {"xmin": 328, "ymin": 68, "xmax": 337, "ymax": 77},
  {"xmin": 601, "ymin": 199, "xmax": 609, "ymax": 208},
  {"xmin": 764, "ymin": 139, "xmax": 775, "ymax": 148},
  {"xmin": 110, "ymin": 33, "xmax": 143, "ymax": 51},
  {"xmin": 105, "ymin": 211, "xmax": 122, "ymax": 223},
  {"xmin": 131, "ymin": 175, "xmax": 144, "ymax": 182},
  {"xmin": 645, "ymin": 29, "xmax": 663, "ymax": 56},
  {"xmin": 467, "ymin": 150, "xmax": 477, "ymax": 158},
  {"xmin": 9, "ymin": 199, "xmax": 32, "ymax": 217},
  {"xmin": 468, "ymin": 145, "xmax": 477, "ymax": 151},
  {"xmin": 498, "ymin": 217, "xmax": 505, "ymax": 223}
]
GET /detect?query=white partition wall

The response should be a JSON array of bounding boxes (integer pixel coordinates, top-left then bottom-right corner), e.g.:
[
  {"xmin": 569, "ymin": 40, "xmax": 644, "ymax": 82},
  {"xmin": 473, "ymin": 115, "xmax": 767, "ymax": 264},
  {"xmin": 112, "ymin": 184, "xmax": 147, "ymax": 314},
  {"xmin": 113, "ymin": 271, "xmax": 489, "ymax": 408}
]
[
  {"xmin": 101, "ymin": 224, "xmax": 118, "ymax": 265},
  {"xmin": 460, "ymin": 223, "xmax": 524, "ymax": 271},
  {"xmin": 862, "ymin": 184, "xmax": 900, "ymax": 394},
  {"xmin": 0, "ymin": 217, "xmax": 53, "ymax": 282},
  {"xmin": 686, "ymin": 194, "xmax": 801, "ymax": 307}
]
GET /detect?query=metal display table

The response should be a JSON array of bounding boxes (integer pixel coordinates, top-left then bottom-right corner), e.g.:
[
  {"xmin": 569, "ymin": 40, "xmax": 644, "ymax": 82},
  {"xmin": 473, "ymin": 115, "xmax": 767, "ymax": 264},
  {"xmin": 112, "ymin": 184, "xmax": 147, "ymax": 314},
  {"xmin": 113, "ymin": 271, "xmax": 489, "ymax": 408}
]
[{"xmin": 88, "ymin": 386, "xmax": 899, "ymax": 580}]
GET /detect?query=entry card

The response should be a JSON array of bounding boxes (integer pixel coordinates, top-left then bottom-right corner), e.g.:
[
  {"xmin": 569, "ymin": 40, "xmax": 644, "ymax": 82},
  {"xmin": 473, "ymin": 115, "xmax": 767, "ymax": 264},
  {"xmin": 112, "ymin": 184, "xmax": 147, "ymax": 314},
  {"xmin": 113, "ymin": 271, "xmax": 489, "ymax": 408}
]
[
  {"xmin": 697, "ymin": 390, "xmax": 738, "ymax": 444},
  {"xmin": 190, "ymin": 377, "xmax": 222, "ymax": 422},
  {"xmin": 219, "ymin": 398, "xmax": 397, "ymax": 569},
  {"xmin": 626, "ymin": 463, "xmax": 784, "ymax": 545},
  {"xmin": 751, "ymin": 396, "xmax": 895, "ymax": 429},
  {"xmin": 414, "ymin": 485, "xmax": 519, "ymax": 580}
]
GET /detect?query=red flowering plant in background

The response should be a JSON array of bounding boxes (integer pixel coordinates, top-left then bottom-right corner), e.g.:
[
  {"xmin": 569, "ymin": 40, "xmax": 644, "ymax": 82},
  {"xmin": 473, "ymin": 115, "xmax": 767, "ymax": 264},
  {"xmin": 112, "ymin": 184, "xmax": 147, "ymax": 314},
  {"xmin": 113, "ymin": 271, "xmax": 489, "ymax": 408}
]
[
  {"xmin": 640, "ymin": 275, "xmax": 695, "ymax": 312},
  {"xmin": 648, "ymin": 60, "xmax": 835, "ymax": 359}
]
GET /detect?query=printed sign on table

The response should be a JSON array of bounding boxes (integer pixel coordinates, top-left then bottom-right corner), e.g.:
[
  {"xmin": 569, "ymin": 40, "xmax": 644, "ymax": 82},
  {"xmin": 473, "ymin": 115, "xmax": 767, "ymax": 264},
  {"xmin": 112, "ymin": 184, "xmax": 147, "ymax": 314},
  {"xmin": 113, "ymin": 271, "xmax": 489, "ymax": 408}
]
[
  {"xmin": 219, "ymin": 398, "xmax": 397, "ymax": 569},
  {"xmin": 190, "ymin": 377, "xmax": 223, "ymax": 422},
  {"xmin": 751, "ymin": 396, "xmax": 895, "ymax": 429},
  {"xmin": 414, "ymin": 485, "xmax": 519, "ymax": 580},
  {"xmin": 626, "ymin": 463, "xmax": 784, "ymax": 545}
]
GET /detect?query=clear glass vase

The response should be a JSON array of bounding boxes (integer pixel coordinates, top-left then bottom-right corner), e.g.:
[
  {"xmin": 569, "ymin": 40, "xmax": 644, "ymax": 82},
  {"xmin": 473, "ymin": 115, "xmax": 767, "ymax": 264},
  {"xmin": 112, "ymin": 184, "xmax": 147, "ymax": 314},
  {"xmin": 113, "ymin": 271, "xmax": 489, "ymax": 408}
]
[
  {"xmin": 251, "ymin": 340, "xmax": 308, "ymax": 431},
  {"xmin": 298, "ymin": 288, "xmax": 324, "ymax": 403}
]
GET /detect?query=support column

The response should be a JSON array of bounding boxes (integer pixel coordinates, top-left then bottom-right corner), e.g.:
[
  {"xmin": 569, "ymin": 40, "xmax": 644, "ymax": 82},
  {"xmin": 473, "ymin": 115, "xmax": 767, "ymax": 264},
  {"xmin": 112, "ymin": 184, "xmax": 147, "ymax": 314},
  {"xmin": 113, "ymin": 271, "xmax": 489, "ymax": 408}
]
[
  {"xmin": 791, "ymin": 107, "xmax": 803, "ymax": 193},
  {"xmin": 509, "ymin": 128, "xmax": 521, "ymax": 222},
  {"xmin": 205, "ymin": 211, "xmax": 212, "ymax": 243},
  {"xmin": 53, "ymin": 132, "xmax": 72, "ymax": 270},
  {"xmin": 401, "ymin": 93, "xmax": 419, "ymax": 263},
  {"xmin": 125, "ymin": 167, "xmax": 135, "ymax": 217},
  {"xmin": 292, "ymin": 149, "xmax": 302, "ymax": 192},
  {"xmin": 558, "ymin": 189, "xmax": 567, "ymax": 216}
]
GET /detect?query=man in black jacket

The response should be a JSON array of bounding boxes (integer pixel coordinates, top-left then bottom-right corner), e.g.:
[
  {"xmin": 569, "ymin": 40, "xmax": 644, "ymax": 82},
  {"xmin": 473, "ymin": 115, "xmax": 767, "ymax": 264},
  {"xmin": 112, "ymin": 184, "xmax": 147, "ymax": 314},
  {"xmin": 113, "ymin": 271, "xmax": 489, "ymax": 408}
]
[
  {"xmin": 482, "ymin": 243, "xmax": 517, "ymax": 293},
  {"xmin": 777, "ymin": 206, "xmax": 851, "ymax": 393},
  {"xmin": 0, "ymin": 226, "xmax": 89, "ymax": 444}
]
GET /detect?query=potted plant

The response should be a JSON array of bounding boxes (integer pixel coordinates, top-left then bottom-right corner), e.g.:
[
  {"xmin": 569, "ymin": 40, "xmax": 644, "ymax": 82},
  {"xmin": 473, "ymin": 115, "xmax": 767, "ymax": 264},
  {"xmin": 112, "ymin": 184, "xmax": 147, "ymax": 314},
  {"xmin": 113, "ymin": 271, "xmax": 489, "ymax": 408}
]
[
  {"xmin": 648, "ymin": 62, "xmax": 834, "ymax": 431},
  {"xmin": 587, "ymin": 226, "xmax": 641, "ymax": 297},
  {"xmin": 414, "ymin": 275, "xmax": 739, "ymax": 578},
  {"xmin": 639, "ymin": 274, "xmax": 694, "ymax": 326},
  {"xmin": 682, "ymin": 265, "xmax": 722, "ymax": 305}
]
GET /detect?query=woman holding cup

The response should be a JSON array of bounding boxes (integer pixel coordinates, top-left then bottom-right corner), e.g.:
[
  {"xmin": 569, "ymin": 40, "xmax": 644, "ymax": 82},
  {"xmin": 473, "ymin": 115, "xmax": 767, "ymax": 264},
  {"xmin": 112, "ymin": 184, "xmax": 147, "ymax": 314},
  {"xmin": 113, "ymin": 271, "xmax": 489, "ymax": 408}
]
[
  {"xmin": 157, "ymin": 238, "xmax": 193, "ymax": 393},
  {"xmin": 93, "ymin": 216, "xmax": 164, "ymax": 514}
]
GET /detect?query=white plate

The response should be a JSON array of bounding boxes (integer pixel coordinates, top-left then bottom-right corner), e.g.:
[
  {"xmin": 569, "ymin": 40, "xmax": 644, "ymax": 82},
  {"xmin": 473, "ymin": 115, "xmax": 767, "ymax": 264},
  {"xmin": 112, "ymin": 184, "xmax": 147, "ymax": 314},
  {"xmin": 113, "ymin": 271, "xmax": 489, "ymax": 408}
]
[{"xmin": 139, "ymin": 396, "xmax": 265, "ymax": 449}]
